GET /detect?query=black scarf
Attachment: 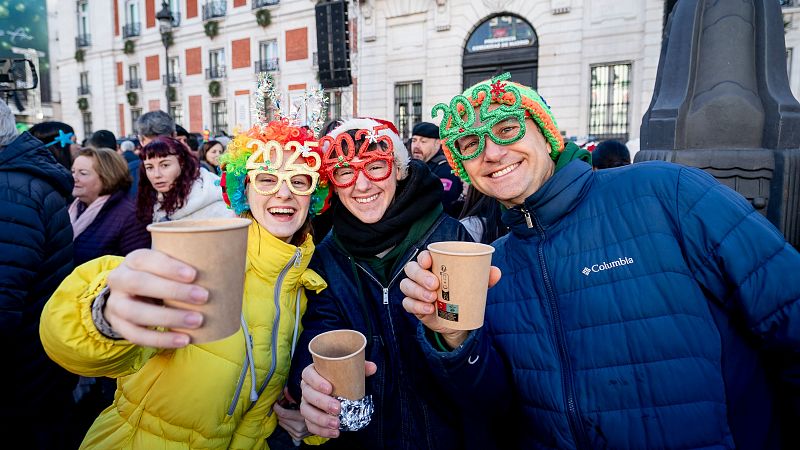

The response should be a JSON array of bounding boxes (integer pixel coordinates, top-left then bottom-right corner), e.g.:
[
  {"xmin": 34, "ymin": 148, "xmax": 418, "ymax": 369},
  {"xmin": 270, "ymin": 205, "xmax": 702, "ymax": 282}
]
[{"xmin": 333, "ymin": 159, "xmax": 443, "ymax": 258}]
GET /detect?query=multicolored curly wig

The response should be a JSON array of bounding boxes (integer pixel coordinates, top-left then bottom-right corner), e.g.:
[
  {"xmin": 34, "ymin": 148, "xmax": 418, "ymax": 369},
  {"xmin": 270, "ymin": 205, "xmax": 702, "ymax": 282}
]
[
  {"xmin": 218, "ymin": 118, "xmax": 332, "ymax": 217},
  {"xmin": 433, "ymin": 72, "xmax": 565, "ymax": 184}
]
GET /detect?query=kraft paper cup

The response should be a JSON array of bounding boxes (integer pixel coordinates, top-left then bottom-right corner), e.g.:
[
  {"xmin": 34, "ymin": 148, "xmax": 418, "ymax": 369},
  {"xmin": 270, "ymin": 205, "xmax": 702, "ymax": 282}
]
[
  {"xmin": 309, "ymin": 329, "xmax": 367, "ymax": 400},
  {"xmin": 427, "ymin": 241, "xmax": 495, "ymax": 330},
  {"xmin": 147, "ymin": 218, "xmax": 251, "ymax": 344}
]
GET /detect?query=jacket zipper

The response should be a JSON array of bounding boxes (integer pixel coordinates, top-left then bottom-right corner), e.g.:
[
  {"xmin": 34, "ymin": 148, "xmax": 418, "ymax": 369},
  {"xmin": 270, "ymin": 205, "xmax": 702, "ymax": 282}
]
[
  {"xmin": 353, "ymin": 248, "xmax": 419, "ymax": 444},
  {"xmin": 529, "ymin": 208, "xmax": 587, "ymax": 449},
  {"xmin": 249, "ymin": 248, "xmax": 302, "ymax": 413},
  {"xmin": 522, "ymin": 206, "xmax": 534, "ymax": 228},
  {"xmin": 353, "ymin": 248, "xmax": 419, "ymax": 365}
]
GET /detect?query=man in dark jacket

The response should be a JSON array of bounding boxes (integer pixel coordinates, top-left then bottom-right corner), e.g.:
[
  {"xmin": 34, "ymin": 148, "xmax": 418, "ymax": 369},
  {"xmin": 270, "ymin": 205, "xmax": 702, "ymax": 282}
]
[
  {"xmin": 401, "ymin": 74, "xmax": 800, "ymax": 449},
  {"xmin": 119, "ymin": 139, "xmax": 140, "ymax": 197},
  {"xmin": 0, "ymin": 100, "xmax": 80, "ymax": 448},
  {"xmin": 290, "ymin": 118, "xmax": 485, "ymax": 450},
  {"xmin": 411, "ymin": 121, "xmax": 464, "ymax": 216}
]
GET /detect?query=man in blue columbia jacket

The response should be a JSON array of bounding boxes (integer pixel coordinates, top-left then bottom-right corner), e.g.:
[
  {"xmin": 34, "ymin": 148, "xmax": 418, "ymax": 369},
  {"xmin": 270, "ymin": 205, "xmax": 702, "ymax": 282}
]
[{"xmin": 400, "ymin": 74, "xmax": 800, "ymax": 449}]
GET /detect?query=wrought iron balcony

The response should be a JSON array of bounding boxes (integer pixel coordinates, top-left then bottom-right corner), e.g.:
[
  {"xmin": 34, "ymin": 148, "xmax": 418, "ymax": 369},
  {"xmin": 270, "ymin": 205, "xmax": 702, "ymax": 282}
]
[
  {"xmin": 252, "ymin": 0, "xmax": 280, "ymax": 9},
  {"xmin": 254, "ymin": 58, "xmax": 279, "ymax": 73},
  {"xmin": 163, "ymin": 73, "xmax": 182, "ymax": 85},
  {"xmin": 75, "ymin": 34, "xmax": 91, "ymax": 47},
  {"xmin": 206, "ymin": 65, "xmax": 226, "ymax": 79},
  {"xmin": 122, "ymin": 22, "xmax": 141, "ymax": 38},
  {"xmin": 125, "ymin": 79, "xmax": 142, "ymax": 90},
  {"xmin": 77, "ymin": 85, "xmax": 90, "ymax": 96},
  {"xmin": 202, "ymin": 1, "xmax": 227, "ymax": 20}
]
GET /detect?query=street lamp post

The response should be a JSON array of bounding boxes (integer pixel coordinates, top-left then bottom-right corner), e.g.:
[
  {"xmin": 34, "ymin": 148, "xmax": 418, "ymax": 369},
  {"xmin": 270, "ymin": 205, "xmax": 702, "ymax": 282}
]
[{"xmin": 156, "ymin": 1, "xmax": 175, "ymax": 111}]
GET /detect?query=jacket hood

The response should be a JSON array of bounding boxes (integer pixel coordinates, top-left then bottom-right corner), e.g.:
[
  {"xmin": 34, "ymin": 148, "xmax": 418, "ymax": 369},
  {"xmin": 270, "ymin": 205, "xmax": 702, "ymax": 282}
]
[
  {"xmin": 153, "ymin": 169, "xmax": 228, "ymax": 222},
  {"xmin": 0, "ymin": 132, "xmax": 73, "ymax": 197}
]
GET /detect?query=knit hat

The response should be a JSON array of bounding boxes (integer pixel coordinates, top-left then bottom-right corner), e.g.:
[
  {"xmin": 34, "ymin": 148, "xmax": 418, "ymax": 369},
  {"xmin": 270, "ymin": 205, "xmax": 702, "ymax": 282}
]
[
  {"xmin": 324, "ymin": 117, "xmax": 410, "ymax": 179},
  {"xmin": 433, "ymin": 72, "xmax": 564, "ymax": 183},
  {"xmin": 411, "ymin": 122, "xmax": 439, "ymax": 139},
  {"xmin": 218, "ymin": 74, "xmax": 331, "ymax": 216}
]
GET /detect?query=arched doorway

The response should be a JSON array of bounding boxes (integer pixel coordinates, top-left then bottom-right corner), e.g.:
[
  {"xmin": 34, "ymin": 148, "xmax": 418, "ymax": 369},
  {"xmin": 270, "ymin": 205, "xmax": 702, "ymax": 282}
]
[{"xmin": 462, "ymin": 14, "xmax": 539, "ymax": 89}]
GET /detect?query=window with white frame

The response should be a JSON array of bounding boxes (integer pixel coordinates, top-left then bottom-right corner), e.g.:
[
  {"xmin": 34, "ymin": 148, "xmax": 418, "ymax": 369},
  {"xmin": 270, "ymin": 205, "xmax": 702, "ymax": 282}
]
[
  {"xmin": 257, "ymin": 40, "xmax": 279, "ymax": 72},
  {"xmin": 167, "ymin": 0, "xmax": 181, "ymax": 25},
  {"xmin": 77, "ymin": 0, "xmax": 90, "ymax": 42},
  {"xmin": 131, "ymin": 108, "xmax": 142, "ymax": 135},
  {"xmin": 82, "ymin": 112, "xmax": 93, "ymax": 136},
  {"xmin": 169, "ymin": 104, "xmax": 184, "ymax": 127},
  {"xmin": 126, "ymin": 0, "xmax": 139, "ymax": 24},
  {"xmin": 211, "ymin": 101, "xmax": 227, "ymax": 136},
  {"xmin": 129, "ymin": 64, "xmax": 139, "ymax": 81},
  {"xmin": 208, "ymin": 49, "xmax": 226, "ymax": 78},
  {"xmin": 168, "ymin": 56, "xmax": 180, "ymax": 84},
  {"xmin": 589, "ymin": 63, "xmax": 631, "ymax": 142},
  {"xmin": 394, "ymin": 81, "xmax": 422, "ymax": 140}
]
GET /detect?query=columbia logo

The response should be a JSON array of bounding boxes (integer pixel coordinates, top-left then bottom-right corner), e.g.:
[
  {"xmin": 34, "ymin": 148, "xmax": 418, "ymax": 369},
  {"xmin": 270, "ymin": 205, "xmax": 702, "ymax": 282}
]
[{"xmin": 582, "ymin": 257, "xmax": 634, "ymax": 276}]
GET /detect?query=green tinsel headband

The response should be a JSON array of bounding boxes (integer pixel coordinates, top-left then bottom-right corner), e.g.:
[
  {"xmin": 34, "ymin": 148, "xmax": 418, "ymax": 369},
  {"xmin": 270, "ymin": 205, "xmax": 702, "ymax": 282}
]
[{"xmin": 432, "ymin": 72, "xmax": 565, "ymax": 183}]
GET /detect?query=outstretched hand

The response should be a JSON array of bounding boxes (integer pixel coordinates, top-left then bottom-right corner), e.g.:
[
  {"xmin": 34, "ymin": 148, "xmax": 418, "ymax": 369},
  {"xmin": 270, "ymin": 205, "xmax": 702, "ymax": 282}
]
[{"xmin": 104, "ymin": 249, "xmax": 209, "ymax": 348}]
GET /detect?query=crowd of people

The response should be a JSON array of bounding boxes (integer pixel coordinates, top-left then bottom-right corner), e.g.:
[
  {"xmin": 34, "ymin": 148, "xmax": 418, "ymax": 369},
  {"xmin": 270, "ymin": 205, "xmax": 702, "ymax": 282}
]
[{"xmin": 1, "ymin": 70, "xmax": 799, "ymax": 450}]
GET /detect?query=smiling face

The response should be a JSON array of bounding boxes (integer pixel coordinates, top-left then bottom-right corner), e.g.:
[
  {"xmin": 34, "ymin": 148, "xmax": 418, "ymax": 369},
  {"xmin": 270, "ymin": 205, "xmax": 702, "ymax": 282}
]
[
  {"xmin": 144, "ymin": 155, "xmax": 182, "ymax": 193},
  {"xmin": 334, "ymin": 157, "xmax": 401, "ymax": 224},
  {"xmin": 205, "ymin": 143, "xmax": 223, "ymax": 167},
  {"xmin": 71, "ymin": 155, "xmax": 104, "ymax": 205},
  {"xmin": 246, "ymin": 150, "xmax": 312, "ymax": 242},
  {"xmin": 458, "ymin": 109, "xmax": 555, "ymax": 207}
]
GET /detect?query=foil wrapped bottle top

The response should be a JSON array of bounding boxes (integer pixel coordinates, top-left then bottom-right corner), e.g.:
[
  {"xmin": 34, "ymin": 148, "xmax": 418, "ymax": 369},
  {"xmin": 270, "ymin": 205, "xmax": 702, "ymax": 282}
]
[{"xmin": 338, "ymin": 395, "xmax": 374, "ymax": 431}]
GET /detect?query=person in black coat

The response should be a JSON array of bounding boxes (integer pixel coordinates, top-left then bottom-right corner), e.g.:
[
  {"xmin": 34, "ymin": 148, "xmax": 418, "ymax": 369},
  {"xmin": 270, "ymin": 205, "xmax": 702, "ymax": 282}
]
[
  {"xmin": 411, "ymin": 121, "xmax": 464, "ymax": 217},
  {"xmin": 290, "ymin": 118, "xmax": 486, "ymax": 450},
  {"xmin": 0, "ymin": 100, "xmax": 80, "ymax": 448}
]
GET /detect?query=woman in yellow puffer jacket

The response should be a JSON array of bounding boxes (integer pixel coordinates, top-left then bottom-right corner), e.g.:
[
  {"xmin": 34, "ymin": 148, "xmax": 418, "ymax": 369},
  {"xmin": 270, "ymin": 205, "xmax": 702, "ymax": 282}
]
[{"xmin": 40, "ymin": 117, "xmax": 333, "ymax": 449}]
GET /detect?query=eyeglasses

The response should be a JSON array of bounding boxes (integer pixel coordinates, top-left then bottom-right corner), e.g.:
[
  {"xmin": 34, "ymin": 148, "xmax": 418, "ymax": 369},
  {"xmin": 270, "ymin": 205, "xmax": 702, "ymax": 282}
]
[
  {"xmin": 248, "ymin": 170, "xmax": 319, "ymax": 196},
  {"xmin": 328, "ymin": 157, "xmax": 393, "ymax": 188},
  {"xmin": 244, "ymin": 138, "xmax": 321, "ymax": 196},
  {"xmin": 319, "ymin": 125, "xmax": 396, "ymax": 188},
  {"xmin": 448, "ymin": 114, "xmax": 526, "ymax": 160}
]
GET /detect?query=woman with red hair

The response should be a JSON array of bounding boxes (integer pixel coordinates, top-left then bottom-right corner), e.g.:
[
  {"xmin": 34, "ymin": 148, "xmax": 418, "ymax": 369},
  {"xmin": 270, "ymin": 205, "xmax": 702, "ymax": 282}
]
[{"xmin": 135, "ymin": 136, "xmax": 232, "ymax": 223}]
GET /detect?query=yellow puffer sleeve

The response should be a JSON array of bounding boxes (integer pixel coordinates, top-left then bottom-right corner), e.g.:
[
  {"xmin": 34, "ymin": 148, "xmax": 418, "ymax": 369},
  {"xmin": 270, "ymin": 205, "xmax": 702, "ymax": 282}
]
[
  {"xmin": 40, "ymin": 255, "xmax": 158, "ymax": 378},
  {"xmin": 299, "ymin": 268, "xmax": 327, "ymax": 294},
  {"xmin": 302, "ymin": 435, "xmax": 329, "ymax": 446}
]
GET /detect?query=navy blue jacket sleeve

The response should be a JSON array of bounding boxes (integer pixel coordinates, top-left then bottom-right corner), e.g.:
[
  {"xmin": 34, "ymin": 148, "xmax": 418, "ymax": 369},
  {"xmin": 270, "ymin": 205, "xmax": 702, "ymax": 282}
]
[
  {"xmin": 417, "ymin": 324, "xmax": 514, "ymax": 414},
  {"xmin": 676, "ymin": 167, "xmax": 800, "ymax": 422},
  {"xmin": 0, "ymin": 177, "xmax": 71, "ymax": 336},
  {"xmin": 676, "ymin": 167, "xmax": 800, "ymax": 347},
  {"xmin": 288, "ymin": 266, "xmax": 352, "ymax": 402}
]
